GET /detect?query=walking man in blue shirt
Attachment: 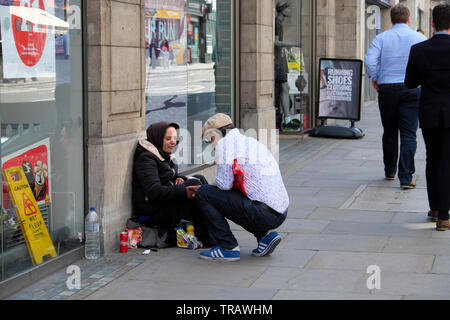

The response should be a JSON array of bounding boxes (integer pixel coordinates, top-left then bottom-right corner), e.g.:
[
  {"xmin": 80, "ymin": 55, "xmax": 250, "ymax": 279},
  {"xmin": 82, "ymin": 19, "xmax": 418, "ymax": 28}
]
[{"xmin": 365, "ymin": 4, "xmax": 426, "ymax": 189}]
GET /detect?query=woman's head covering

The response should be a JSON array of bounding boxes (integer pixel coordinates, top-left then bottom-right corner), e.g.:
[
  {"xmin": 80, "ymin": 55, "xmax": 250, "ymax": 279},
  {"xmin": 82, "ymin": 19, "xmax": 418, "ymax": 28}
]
[{"xmin": 146, "ymin": 122, "xmax": 180, "ymax": 159}]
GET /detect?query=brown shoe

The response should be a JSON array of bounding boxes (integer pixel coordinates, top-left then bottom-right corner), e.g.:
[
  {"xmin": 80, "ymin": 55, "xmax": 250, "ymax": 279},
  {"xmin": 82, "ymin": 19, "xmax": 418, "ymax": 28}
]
[
  {"xmin": 436, "ymin": 219, "xmax": 450, "ymax": 231},
  {"xmin": 428, "ymin": 210, "xmax": 438, "ymax": 222},
  {"xmin": 400, "ymin": 180, "xmax": 416, "ymax": 190}
]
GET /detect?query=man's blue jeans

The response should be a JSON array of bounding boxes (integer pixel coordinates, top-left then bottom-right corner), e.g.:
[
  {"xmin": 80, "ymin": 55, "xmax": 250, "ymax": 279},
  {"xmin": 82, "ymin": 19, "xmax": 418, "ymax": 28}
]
[
  {"xmin": 195, "ymin": 185, "xmax": 287, "ymax": 250},
  {"xmin": 378, "ymin": 84, "xmax": 420, "ymax": 184}
]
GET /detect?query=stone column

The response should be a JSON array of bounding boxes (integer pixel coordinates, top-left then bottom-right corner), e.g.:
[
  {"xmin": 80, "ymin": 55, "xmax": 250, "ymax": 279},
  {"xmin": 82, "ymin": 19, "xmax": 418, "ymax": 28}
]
[
  {"xmin": 316, "ymin": 0, "xmax": 336, "ymax": 59},
  {"xmin": 86, "ymin": 0, "xmax": 146, "ymax": 253},
  {"xmin": 335, "ymin": 0, "xmax": 362, "ymax": 59},
  {"xmin": 240, "ymin": 0, "xmax": 278, "ymax": 159}
]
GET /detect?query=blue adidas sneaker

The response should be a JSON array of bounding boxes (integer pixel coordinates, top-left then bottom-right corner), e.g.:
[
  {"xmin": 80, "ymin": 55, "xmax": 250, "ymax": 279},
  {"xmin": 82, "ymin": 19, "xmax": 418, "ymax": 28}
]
[
  {"xmin": 199, "ymin": 246, "xmax": 240, "ymax": 262},
  {"xmin": 252, "ymin": 231, "xmax": 282, "ymax": 257}
]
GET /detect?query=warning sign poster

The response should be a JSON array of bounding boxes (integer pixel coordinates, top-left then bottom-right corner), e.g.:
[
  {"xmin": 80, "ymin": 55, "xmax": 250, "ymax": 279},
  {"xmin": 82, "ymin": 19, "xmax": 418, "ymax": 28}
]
[
  {"xmin": 0, "ymin": 0, "xmax": 56, "ymax": 78},
  {"xmin": 2, "ymin": 138, "xmax": 51, "ymax": 207}
]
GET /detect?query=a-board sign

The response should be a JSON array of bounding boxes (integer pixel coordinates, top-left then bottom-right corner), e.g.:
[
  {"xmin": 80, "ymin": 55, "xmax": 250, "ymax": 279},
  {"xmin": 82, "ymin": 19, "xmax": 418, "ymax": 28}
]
[
  {"xmin": 2, "ymin": 166, "xmax": 57, "ymax": 265},
  {"xmin": 317, "ymin": 58, "xmax": 363, "ymax": 121}
]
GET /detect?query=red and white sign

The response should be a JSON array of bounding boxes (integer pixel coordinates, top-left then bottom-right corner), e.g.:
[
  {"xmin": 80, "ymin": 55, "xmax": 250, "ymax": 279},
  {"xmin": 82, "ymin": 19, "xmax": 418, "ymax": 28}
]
[
  {"xmin": 2, "ymin": 138, "xmax": 52, "ymax": 206},
  {"xmin": 0, "ymin": 0, "xmax": 56, "ymax": 78}
]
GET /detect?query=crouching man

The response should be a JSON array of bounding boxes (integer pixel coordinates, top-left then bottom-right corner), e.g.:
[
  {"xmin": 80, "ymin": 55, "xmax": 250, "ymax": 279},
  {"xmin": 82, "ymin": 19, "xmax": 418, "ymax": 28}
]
[{"xmin": 196, "ymin": 114, "xmax": 289, "ymax": 262}]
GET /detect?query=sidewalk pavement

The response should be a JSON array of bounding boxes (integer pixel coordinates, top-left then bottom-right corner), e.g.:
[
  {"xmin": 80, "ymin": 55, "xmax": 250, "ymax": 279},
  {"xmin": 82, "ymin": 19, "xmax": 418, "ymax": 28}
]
[{"xmin": 7, "ymin": 101, "xmax": 450, "ymax": 300}]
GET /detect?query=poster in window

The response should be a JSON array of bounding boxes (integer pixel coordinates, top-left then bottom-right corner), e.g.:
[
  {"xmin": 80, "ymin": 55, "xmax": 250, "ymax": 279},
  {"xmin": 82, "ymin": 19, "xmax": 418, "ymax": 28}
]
[
  {"xmin": 317, "ymin": 58, "xmax": 363, "ymax": 121},
  {"xmin": 2, "ymin": 138, "xmax": 52, "ymax": 207},
  {"xmin": 0, "ymin": 0, "xmax": 57, "ymax": 78}
]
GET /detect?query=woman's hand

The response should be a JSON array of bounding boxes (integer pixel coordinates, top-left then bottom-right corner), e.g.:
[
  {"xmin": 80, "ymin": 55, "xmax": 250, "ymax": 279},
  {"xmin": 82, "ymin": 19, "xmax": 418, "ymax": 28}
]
[
  {"xmin": 186, "ymin": 186, "xmax": 201, "ymax": 199},
  {"xmin": 175, "ymin": 177, "xmax": 185, "ymax": 185}
]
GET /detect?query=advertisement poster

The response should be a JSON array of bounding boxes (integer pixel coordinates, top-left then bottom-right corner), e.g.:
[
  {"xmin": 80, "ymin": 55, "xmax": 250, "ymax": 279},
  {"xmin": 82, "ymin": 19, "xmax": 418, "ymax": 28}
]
[
  {"xmin": 2, "ymin": 138, "xmax": 52, "ymax": 207},
  {"xmin": 318, "ymin": 58, "xmax": 362, "ymax": 120},
  {"xmin": 0, "ymin": 0, "xmax": 57, "ymax": 78}
]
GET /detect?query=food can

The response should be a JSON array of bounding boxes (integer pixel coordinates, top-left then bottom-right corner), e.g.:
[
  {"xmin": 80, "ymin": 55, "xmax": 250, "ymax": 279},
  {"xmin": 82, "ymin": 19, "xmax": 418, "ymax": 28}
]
[{"xmin": 120, "ymin": 231, "xmax": 128, "ymax": 253}]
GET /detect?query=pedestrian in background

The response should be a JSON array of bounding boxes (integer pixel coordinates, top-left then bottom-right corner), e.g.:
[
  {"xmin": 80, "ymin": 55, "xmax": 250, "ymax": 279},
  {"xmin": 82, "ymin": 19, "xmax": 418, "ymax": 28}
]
[
  {"xmin": 405, "ymin": 4, "xmax": 450, "ymax": 231},
  {"xmin": 364, "ymin": 4, "xmax": 427, "ymax": 190}
]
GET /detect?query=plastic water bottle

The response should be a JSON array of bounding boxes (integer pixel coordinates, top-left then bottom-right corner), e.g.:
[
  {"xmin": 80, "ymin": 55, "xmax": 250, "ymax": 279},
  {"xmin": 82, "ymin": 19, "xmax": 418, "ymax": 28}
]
[{"xmin": 85, "ymin": 207, "xmax": 100, "ymax": 259}]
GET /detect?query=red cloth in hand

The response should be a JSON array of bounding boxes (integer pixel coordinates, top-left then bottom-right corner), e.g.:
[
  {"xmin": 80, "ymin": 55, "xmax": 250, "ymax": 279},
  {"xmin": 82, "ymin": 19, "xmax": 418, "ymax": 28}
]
[{"xmin": 232, "ymin": 159, "xmax": 247, "ymax": 197}]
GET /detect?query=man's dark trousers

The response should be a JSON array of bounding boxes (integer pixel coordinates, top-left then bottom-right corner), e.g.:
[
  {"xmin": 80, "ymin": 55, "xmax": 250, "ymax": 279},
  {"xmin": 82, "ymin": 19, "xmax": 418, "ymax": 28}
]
[
  {"xmin": 378, "ymin": 84, "xmax": 420, "ymax": 184},
  {"xmin": 195, "ymin": 185, "xmax": 287, "ymax": 250},
  {"xmin": 421, "ymin": 128, "xmax": 450, "ymax": 221}
]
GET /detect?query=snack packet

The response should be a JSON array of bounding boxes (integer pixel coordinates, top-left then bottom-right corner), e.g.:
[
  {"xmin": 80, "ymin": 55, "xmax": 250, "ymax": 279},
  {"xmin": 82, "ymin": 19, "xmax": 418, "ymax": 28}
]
[
  {"xmin": 126, "ymin": 227, "xmax": 143, "ymax": 249},
  {"xmin": 187, "ymin": 233, "xmax": 203, "ymax": 250},
  {"xmin": 175, "ymin": 227, "xmax": 203, "ymax": 250},
  {"xmin": 175, "ymin": 227, "xmax": 190, "ymax": 248}
]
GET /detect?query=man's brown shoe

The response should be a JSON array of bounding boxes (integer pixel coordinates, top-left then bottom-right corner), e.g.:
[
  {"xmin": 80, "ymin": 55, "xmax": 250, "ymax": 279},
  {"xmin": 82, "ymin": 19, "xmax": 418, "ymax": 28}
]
[
  {"xmin": 436, "ymin": 219, "xmax": 450, "ymax": 231},
  {"xmin": 428, "ymin": 210, "xmax": 438, "ymax": 222},
  {"xmin": 400, "ymin": 181, "xmax": 416, "ymax": 190}
]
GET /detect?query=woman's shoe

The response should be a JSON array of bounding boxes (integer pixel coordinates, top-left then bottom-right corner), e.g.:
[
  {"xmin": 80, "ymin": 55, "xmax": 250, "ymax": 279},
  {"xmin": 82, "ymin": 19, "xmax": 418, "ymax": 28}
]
[{"xmin": 436, "ymin": 219, "xmax": 450, "ymax": 231}]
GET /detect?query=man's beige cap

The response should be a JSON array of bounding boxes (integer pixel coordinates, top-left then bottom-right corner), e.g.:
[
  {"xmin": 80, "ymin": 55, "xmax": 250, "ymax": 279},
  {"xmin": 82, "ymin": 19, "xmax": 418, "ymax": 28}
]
[{"xmin": 201, "ymin": 113, "xmax": 233, "ymax": 138}]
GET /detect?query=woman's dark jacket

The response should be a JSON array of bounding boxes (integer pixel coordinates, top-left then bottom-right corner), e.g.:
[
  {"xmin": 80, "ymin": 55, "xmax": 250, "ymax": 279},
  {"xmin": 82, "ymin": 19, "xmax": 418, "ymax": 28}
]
[{"xmin": 132, "ymin": 139, "xmax": 187, "ymax": 217}]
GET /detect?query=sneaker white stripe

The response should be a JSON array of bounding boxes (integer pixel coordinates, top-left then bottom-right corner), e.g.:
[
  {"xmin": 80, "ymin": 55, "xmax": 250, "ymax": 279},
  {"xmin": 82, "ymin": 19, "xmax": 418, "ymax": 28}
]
[{"xmin": 218, "ymin": 251, "xmax": 224, "ymax": 258}]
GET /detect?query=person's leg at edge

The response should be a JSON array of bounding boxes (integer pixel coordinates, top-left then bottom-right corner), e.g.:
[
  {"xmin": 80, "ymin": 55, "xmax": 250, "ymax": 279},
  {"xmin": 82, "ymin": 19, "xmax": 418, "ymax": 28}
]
[
  {"xmin": 378, "ymin": 86, "xmax": 400, "ymax": 178},
  {"xmin": 397, "ymin": 88, "xmax": 420, "ymax": 186},
  {"xmin": 437, "ymin": 128, "xmax": 450, "ymax": 228},
  {"xmin": 422, "ymin": 128, "xmax": 440, "ymax": 220}
]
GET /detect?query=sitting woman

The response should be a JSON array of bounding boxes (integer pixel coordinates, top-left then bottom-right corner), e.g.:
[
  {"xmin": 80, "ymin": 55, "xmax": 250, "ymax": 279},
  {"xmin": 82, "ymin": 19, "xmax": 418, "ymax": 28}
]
[{"xmin": 132, "ymin": 121, "xmax": 211, "ymax": 247}]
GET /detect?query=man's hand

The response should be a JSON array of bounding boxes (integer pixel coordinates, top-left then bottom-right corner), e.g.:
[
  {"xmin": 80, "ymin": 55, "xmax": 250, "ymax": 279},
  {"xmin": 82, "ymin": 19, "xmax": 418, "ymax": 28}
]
[
  {"xmin": 175, "ymin": 177, "xmax": 185, "ymax": 186},
  {"xmin": 372, "ymin": 80, "xmax": 379, "ymax": 92},
  {"xmin": 186, "ymin": 186, "xmax": 201, "ymax": 199}
]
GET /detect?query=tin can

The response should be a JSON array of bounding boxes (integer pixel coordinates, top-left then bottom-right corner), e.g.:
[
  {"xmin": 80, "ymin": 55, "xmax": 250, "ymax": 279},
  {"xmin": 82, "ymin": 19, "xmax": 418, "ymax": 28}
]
[{"xmin": 120, "ymin": 232, "xmax": 128, "ymax": 253}]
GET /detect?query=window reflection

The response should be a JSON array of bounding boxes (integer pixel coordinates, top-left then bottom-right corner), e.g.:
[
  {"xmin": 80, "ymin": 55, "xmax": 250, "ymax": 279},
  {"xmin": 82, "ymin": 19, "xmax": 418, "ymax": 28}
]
[
  {"xmin": 145, "ymin": 0, "xmax": 233, "ymax": 169},
  {"xmin": 0, "ymin": 0, "xmax": 84, "ymax": 282}
]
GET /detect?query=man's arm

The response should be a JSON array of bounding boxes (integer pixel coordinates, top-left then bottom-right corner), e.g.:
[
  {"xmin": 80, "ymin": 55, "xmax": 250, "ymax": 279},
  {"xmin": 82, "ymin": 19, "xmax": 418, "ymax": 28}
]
[
  {"xmin": 405, "ymin": 46, "xmax": 420, "ymax": 89},
  {"xmin": 214, "ymin": 140, "xmax": 234, "ymax": 191},
  {"xmin": 364, "ymin": 35, "xmax": 382, "ymax": 82}
]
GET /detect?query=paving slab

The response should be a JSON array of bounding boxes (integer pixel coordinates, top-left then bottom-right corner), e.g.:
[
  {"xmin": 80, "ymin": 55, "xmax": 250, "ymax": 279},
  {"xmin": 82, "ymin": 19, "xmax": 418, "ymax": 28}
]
[
  {"xmin": 308, "ymin": 207, "xmax": 395, "ymax": 223},
  {"xmin": 306, "ymin": 251, "xmax": 434, "ymax": 274},
  {"xmin": 342, "ymin": 185, "xmax": 429, "ymax": 213},
  {"xmin": 122, "ymin": 254, "xmax": 268, "ymax": 289},
  {"xmin": 323, "ymin": 221, "xmax": 434, "ymax": 238},
  {"xmin": 87, "ymin": 279, "xmax": 278, "ymax": 300},
  {"xmin": 273, "ymin": 290, "xmax": 402, "ymax": 300},
  {"xmin": 383, "ymin": 237, "xmax": 450, "ymax": 256},
  {"xmin": 237, "ymin": 249, "xmax": 317, "ymax": 269},
  {"xmin": 251, "ymin": 268, "xmax": 369, "ymax": 294},
  {"xmin": 281, "ymin": 233, "xmax": 389, "ymax": 253},
  {"xmin": 368, "ymin": 272, "xmax": 450, "ymax": 297},
  {"xmin": 431, "ymin": 256, "xmax": 450, "ymax": 275}
]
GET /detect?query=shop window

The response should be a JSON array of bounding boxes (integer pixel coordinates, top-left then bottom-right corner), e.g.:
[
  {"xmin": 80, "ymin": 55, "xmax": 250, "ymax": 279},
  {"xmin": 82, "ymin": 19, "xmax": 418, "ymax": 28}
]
[
  {"xmin": 274, "ymin": 0, "xmax": 312, "ymax": 133},
  {"xmin": 144, "ymin": 0, "xmax": 234, "ymax": 170},
  {"xmin": 0, "ymin": 0, "xmax": 84, "ymax": 282}
]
